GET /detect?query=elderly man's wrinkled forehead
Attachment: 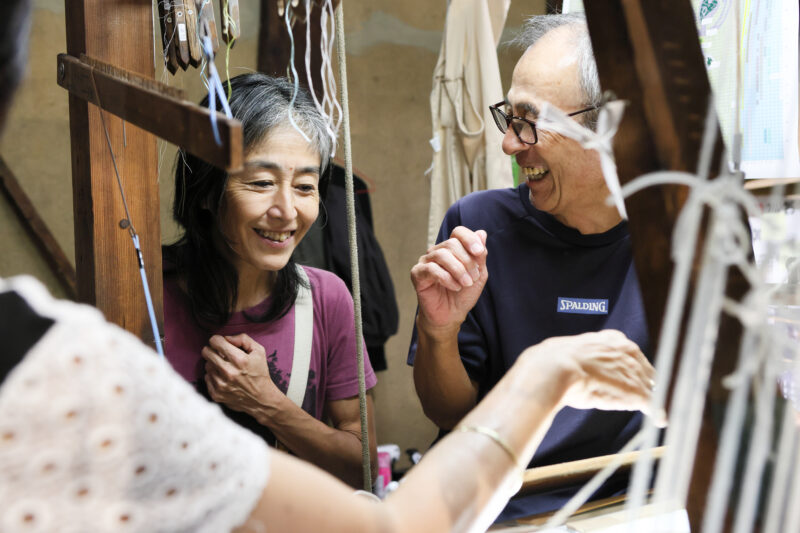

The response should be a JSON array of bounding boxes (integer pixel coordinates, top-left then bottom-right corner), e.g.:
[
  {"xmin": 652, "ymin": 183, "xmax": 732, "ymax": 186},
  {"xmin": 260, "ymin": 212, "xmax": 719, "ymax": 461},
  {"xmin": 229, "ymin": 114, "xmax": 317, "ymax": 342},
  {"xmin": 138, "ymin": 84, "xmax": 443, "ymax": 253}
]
[{"xmin": 507, "ymin": 25, "xmax": 585, "ymax": 117}]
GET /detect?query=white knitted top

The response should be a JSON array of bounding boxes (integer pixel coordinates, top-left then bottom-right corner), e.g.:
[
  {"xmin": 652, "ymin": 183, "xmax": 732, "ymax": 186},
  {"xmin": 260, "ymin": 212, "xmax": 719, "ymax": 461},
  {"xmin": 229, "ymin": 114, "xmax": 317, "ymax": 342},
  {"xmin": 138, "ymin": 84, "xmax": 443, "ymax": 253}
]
[{"xmin": 0, "ymin": 276, "xmax": 270, "ymax": 533}]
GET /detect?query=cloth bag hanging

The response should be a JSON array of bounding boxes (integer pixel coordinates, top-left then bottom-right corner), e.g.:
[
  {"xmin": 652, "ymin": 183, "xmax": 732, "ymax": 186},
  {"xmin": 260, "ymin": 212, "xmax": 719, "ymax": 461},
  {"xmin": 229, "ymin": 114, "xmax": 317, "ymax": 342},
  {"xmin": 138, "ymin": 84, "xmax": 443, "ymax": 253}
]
[{"xmin": 427, "ymin": 0, "xmax": 512, "ymax": 246}]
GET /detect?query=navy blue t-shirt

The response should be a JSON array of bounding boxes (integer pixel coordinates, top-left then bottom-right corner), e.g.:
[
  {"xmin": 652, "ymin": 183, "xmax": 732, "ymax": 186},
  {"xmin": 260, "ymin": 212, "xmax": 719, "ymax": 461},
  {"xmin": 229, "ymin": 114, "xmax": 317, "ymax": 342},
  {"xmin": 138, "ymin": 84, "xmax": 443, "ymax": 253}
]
[{"xmin": 408, "ymin": 184, "xmax": 650, "ymax": 521}]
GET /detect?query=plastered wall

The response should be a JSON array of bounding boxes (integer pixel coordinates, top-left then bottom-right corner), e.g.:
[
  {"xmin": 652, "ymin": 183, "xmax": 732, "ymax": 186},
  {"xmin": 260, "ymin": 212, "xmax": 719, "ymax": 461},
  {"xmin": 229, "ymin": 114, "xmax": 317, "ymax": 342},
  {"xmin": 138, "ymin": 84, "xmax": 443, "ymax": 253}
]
[{"xmin": 0, "ymin": 0, "xmax": 545, "ymax": 470}]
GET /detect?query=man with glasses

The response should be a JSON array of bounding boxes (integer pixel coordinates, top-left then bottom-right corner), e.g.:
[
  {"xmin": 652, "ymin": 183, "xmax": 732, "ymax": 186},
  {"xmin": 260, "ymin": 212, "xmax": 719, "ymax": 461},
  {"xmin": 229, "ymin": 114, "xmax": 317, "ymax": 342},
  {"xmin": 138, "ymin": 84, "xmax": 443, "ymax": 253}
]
[{"xmin": 408, "ymin": 13, "xmax": 649, "ymax": 522}]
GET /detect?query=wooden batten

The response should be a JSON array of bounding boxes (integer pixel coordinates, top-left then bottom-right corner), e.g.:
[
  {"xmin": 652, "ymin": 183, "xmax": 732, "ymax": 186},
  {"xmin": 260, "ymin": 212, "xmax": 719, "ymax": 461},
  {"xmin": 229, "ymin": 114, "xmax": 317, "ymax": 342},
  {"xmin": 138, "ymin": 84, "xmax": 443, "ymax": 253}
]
[
  {"xmin": 57, "ymin": 53, "xmax": 243, "ymax": 172},
  {"xmin": 518, "ymin": 447, "xmax": 666, "ymax": 497}
]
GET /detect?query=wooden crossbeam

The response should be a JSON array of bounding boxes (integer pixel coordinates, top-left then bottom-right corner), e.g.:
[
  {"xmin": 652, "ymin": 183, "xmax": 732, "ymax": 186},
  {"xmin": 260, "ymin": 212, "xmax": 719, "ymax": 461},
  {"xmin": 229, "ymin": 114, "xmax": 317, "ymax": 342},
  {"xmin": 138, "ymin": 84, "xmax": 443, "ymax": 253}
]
[
  {"xmin": 0, "ymin": 156, "xmax": 77, "ymax": 299},
  {"xmin": 57, "ymin": 53, "xmax": 243, "ymax": 172}
]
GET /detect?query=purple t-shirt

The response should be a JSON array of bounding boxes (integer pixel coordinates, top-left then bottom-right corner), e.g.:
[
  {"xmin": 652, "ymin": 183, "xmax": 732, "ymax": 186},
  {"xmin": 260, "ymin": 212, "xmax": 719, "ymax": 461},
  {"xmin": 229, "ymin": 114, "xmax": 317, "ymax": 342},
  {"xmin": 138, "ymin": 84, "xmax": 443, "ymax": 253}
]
[{"xmin": 164, "ymin": 266, "xmax": 377, "ymax": 421}]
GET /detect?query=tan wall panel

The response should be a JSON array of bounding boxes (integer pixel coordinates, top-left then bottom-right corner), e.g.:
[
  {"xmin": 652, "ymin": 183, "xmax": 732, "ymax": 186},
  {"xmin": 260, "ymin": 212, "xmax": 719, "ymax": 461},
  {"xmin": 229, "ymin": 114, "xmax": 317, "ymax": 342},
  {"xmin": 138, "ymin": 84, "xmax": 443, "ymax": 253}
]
[{"xmin": 0, "ymin": 5, "xmax": 71, "ymax": 291}]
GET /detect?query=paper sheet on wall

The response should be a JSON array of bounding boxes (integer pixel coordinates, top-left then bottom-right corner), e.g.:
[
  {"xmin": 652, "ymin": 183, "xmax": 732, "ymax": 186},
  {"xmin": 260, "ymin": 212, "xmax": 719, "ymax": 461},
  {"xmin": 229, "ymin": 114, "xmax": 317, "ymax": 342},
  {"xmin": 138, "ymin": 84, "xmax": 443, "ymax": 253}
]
[
  {"xmin": 566, "ymin": 0, "xmax": 800, "ymax": 179},
  {"xmin": 692, "ymin": 0, "xmax": 799, "ymax": 179}
]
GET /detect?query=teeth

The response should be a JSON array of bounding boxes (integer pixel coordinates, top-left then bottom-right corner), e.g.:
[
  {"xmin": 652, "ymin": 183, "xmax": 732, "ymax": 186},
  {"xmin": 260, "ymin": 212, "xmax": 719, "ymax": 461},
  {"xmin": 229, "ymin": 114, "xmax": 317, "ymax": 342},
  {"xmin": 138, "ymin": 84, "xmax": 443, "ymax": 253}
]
[
  {"xmin": 522, "ymin": 166, "xmax": 548, "ymax": 179},
  {"xmin": 255, "ymin": 229, "xmax": 292, "ymax": 242},
  {"xmin": 522, "ymin": 166, "xmax": 548, "ymax": 177}
]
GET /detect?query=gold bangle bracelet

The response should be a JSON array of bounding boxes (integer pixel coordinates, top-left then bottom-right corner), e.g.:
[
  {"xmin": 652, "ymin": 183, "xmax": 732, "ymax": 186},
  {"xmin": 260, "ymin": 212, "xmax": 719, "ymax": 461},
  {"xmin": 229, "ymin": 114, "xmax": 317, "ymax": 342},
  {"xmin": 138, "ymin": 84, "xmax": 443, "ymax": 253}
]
[{"xmin": 455, "ymin": 425, "xmax": 520, "ymax": 467}]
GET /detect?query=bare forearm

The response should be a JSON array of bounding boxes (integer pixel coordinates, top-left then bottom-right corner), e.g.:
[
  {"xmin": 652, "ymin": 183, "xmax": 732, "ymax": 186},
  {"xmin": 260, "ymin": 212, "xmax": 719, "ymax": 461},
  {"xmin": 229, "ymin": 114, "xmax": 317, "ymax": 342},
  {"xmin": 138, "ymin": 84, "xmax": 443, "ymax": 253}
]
[
  {"xmin": 413, "ymin": 320, "xmax": 478, "ymax": 429},
  {"xmin": 249, "ymin": 351, "xmax": 576, "ymax": 533},
  {"xmin": 390, "ymin": 351, "xmax": 576, "ymax": 531},
  {"xmin": 246, "ymin": 331, "xmax": 654, "ymax": 533},
  {"xmin": 250, "ymin": 396, "xmax": 375, "ymax": 488}
]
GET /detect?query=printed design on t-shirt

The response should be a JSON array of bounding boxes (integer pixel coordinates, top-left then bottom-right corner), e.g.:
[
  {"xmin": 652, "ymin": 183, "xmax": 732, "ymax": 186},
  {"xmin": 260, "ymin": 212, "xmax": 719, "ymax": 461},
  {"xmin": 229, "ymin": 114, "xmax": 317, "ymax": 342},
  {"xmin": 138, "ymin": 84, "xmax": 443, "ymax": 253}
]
[
  {"xmin": 266, "ymin": 349, "xmax": 318, "ymax": 416},
  {"xmin": 557, "ymin": 297, "xmax": 609, "ymax": 315}
]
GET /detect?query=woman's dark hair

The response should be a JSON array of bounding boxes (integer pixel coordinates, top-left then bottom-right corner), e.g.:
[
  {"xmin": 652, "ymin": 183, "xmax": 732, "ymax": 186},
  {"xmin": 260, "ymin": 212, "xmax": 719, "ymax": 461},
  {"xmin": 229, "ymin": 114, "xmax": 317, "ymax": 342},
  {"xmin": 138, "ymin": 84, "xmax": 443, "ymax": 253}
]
[
  {"xmin": 0, "ymin": 0, "xmax": 32, "ymax": 113},
  {"xmin": 168, "ymin": 73, "xmax": 334, "ymax": 329}
]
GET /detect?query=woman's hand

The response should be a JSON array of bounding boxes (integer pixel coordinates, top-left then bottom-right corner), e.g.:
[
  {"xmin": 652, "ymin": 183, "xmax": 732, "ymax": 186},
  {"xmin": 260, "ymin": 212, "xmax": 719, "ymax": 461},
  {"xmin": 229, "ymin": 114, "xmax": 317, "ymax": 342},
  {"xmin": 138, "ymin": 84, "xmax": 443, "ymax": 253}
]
[
  {"xmin": 201, "ymin": 334, "xmax": 281, "ymax": 415},
  {"xmin": 522, "ymin": 330, "xmax": 666, "ymax": 425}
]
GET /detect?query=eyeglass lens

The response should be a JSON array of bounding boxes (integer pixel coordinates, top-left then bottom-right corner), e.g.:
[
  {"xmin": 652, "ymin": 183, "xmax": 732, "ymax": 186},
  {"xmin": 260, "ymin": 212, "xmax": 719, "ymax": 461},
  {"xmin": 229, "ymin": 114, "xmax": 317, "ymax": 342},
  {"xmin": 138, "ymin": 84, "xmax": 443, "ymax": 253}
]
[{"xmin": 490, "ymin": 106, "xmax": 537, "ymax": 144}]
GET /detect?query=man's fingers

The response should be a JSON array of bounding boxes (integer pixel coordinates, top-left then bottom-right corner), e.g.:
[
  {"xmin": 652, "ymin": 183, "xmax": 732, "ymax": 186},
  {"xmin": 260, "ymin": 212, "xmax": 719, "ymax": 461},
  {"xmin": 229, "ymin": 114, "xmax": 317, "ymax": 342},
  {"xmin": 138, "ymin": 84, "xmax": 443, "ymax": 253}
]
[
  {"xmin": 427, "ymin": 237, "xmax": 482, "ymax": 278},
  {"xmin": 427, "ymin": 247, "xmax": 480, "ymax": 287},
  {"xmin": 415, "ymin": 261, "xmax": 467, "ymax": 292},
  {"xmin": 450, "ymin": 226, "xmax": 487, "ymax": 257}
]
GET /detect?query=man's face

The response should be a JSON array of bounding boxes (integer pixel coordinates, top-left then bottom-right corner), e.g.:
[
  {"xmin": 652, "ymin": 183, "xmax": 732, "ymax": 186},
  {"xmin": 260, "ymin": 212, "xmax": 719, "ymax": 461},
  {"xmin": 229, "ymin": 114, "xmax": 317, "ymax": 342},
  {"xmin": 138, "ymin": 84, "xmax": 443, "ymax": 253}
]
[{"xmin": 503, "ymin": 26, "xmax": 611, "ymax": 232}]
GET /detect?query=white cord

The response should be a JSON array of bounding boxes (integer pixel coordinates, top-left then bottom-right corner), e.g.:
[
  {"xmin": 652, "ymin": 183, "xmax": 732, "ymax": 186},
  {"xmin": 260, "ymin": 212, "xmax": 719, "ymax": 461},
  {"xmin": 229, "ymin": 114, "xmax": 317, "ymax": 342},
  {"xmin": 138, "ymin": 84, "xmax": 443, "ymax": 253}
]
[{"xmin": 285, "ymin": 3, "xmax": 312, "ymax": 144}]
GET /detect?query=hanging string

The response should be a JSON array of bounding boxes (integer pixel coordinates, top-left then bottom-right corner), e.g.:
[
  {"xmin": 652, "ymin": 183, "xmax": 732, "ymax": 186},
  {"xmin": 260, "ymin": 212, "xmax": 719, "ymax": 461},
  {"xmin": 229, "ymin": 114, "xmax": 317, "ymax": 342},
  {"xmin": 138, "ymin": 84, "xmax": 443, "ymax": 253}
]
[
  {"xmin": 199, "ymin": 31, "xmax": 233, "ymax": 146},
  {"xmin": 334, "ymin": 0, "xmax": 372, "ymax": 492},
  {"xmin": 537, "ymin": 91, "xmax": 800, "ymax": 530},
  {"xmin": 625, "ymin": 101, "xmax": 721, "ymax": 515},
  {"xmin": 222, "ymin": 0, "xmax": 236, "ymax": 99},
  {"xmin": 322, "ymin": 0, "xmax": 343, "ymax": 142},
  {"xmin": 304, "ymin": 0, "xmax": 338, "ymax": 149},
  {"xmin": 284, "ymin": 3, "xmax": 313, "ymax": 144},
  {"xmin": 87, "ymin": 68, "xmax": 165, "ymax": 359}
]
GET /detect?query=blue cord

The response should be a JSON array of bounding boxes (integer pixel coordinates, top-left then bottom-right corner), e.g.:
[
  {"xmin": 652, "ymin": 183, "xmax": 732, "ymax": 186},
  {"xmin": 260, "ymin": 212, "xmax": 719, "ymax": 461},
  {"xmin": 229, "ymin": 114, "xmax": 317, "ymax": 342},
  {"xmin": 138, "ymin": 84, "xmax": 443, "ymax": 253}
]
[
  {"xmin": 132, "ymin": 234, "xmax": 165, "ymax": 358},
  {"xmin": 201, "ymin": 35, "xmax": 233, "ymax": 146}
]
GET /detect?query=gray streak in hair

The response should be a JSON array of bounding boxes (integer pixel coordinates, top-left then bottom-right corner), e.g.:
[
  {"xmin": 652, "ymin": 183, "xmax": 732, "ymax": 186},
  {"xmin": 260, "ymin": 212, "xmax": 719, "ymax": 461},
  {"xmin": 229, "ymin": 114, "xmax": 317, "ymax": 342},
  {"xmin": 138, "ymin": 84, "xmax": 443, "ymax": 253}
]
[
  {"xmin": 509, "ymin": 13, "xmax": 601, "ymax": 129},
  {"xmin": 227, "ymin": 74, "xmax": 334, "ymax": 172}
]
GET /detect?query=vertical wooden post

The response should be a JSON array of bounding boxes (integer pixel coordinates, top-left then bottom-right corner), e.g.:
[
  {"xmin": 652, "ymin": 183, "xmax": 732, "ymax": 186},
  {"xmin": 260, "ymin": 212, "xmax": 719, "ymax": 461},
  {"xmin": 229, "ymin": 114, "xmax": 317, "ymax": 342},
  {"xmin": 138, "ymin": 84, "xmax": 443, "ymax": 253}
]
[
  {"xmin": 64, "ymin": 1, "xmax": 163, "ymax": 345},
  {"xmin": 584, "ymin": 2, "xmax": 746, "ymax": 530}
]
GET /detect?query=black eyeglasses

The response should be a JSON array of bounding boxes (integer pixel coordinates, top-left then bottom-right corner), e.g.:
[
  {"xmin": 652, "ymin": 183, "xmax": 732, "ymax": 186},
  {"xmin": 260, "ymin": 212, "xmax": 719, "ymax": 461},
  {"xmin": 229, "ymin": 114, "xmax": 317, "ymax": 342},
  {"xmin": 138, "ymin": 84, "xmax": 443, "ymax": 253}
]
[{"xmin": 489, "ymin": 101, "xmax": 598, "ymax": 145}]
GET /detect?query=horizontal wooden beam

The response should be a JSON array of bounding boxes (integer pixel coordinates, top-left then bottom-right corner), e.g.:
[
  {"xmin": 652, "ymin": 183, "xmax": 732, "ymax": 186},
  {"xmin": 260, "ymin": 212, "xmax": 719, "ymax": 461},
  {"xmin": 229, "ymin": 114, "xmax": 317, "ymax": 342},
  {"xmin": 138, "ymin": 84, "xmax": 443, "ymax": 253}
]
[
  {"xmin": 57, "ymin": 53, "xmax": 243, "ymax": 171},
  {"xmin": 517, "ymin": 446, "xmax": 666, "ymax": 497},
  {"xmin": 0, "ymin": 156, "xmax": 77, "ymax": 299}
]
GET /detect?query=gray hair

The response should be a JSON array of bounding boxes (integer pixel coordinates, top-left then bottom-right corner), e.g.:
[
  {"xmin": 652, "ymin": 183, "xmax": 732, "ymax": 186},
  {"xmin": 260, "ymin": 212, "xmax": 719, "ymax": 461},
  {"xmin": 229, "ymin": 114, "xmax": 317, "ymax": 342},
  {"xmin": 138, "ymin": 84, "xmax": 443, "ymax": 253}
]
[
  {"xmin": 510, "ymin": 13, "xmax": 601, "ymax": 128},
  {"xmin": 227, "ymin": 73, "xmax": 334, "ymax": 169}
]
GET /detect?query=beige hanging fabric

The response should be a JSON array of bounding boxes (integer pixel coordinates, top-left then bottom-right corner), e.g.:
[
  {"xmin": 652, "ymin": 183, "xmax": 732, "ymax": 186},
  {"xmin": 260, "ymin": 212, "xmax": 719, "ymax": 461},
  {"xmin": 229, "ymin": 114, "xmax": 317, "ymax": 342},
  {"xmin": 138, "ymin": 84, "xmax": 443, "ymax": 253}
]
[{"xmin": 427, "ymin": 0, "xmax": 512, "ymax": 247}]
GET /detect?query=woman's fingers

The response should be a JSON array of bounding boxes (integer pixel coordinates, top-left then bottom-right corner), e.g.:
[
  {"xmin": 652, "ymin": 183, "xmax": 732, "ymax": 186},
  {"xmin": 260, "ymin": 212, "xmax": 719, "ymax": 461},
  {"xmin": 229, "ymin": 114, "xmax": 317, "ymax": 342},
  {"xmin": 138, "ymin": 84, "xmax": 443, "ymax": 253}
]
[
  {"xmin": 201, "ymin": 345, "xmax": 234, "ymax": 375},
  {"xmin": 224, "ymin": 333, "xmax": 267, "ymax": 358},
  {"xmin": 208, "ymin": 335, "xmax": 247, "ymax": 366},
  {"xmin": 205, "ymin": 366, "xmax": 225, "ymax": 399}
]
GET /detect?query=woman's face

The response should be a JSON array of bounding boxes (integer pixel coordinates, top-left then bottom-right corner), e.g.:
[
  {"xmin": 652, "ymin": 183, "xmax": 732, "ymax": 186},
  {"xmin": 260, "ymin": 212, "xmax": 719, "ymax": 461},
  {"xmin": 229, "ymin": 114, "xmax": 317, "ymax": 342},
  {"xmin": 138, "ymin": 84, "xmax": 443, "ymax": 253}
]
[{"xmin": 217, "ymin": 125, "xmax": 321, "ymax": 278}]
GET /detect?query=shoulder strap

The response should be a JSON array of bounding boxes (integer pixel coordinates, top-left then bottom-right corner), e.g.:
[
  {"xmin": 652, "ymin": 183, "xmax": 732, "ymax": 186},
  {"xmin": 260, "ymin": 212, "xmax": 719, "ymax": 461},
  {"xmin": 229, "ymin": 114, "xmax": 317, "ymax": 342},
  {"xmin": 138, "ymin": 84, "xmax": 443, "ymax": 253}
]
[{"xmin": 286, "ymin": 264, "xmax": 313, "ymax": 408}]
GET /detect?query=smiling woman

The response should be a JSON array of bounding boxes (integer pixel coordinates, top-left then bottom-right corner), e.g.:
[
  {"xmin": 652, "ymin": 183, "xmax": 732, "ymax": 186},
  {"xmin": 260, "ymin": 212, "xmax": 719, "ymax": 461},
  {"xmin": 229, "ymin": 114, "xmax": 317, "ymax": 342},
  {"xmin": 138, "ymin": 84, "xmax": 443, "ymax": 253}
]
[
  {"xmin": 219, "ymin": 126, "xmax": 322, "ymax": 295},
  {"xmin": 162, "ymin": 73, "xmax": 378, "ymax": 488}
]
